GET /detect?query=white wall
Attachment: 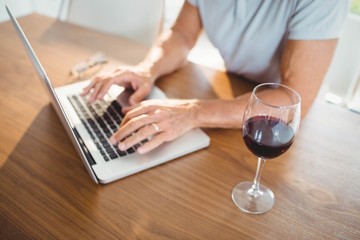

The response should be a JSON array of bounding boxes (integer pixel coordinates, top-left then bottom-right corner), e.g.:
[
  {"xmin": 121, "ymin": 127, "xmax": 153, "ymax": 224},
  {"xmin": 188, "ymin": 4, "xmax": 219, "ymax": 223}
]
[
  {"xmin": 65, "ymin": 0, "xmax": 163, "ymax": 46},
  {"xmin": 1, "ymin": 0, "xmax": 163, "ymax": 46},
  {"xmin": 324, "ymin": 13, "xmax": 360, "ymax": 107},
  {"xmin": 0, "ymin": 0, "xmax": 70, "ymax": 22},
  {"xmin": 0, "ymin": 0, "xmax": 33, "ymax": 21},
  {"xmin": 33, "ymin": 0, "xmax": 67, "ymax": 19}
]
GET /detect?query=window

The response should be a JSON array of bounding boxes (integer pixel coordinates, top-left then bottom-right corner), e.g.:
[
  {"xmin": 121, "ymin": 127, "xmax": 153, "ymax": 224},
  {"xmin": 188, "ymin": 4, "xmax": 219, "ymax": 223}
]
[{"xmin": 351, "ymin": 0, "xmax": 360, "ymax": 15}]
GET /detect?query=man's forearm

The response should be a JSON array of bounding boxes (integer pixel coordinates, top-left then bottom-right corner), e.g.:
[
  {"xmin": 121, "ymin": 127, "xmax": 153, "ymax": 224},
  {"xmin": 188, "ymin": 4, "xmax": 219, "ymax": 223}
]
[
  {"xmin": 281, "ymin": 39, "xmax": 338, "ymax": 116},
  {"xmin": 138, "ymin": 29, "xmax": 192, "ymax": 83},
  {"xmin": 138, "ymin": 1, "xmax": 202, "ymax": 84},
  {"xmin": 191, "ymin": 94, "xmax": 251, "ymax": 129}
]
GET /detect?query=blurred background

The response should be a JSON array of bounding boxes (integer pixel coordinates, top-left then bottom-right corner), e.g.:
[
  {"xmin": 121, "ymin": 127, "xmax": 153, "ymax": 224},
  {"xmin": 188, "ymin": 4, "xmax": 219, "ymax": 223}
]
[{"xmin": 0, "ymin": 0, "xmax": 359, "ymax": 112}]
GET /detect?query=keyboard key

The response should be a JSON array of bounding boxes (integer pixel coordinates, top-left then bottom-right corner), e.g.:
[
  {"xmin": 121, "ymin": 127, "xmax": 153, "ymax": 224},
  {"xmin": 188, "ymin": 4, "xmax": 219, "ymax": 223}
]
[
  {"xmin": 109, "ymin": 123, "xmax": 117, "ymax": 130},
  {"xmin": 126, "ymin": 147, "xmax": 136, "ymax": 154},
  {"xmin": 102, "ymin": 141, "xmax": 110, "ymax": 147},
  {"xmin": 105, "ymin": 147, "xmax": 115, "ymax": 155},
  {"xmin": 116, "ymin": 148, "xmax": 127, "ymax": 157},
  {"xmin": 99, "ymin": 137, "xmax": 107, "ymax": 144},
  {"xmin": 111, "ymin": 100, "xmax": 122, "ymax": 112}
]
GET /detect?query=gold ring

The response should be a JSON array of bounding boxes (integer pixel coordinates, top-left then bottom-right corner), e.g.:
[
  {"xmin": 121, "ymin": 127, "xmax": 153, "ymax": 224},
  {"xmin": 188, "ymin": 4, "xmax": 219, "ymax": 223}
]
[{"xmin": 151, "ymin": 123, "xmax": 160, "ymax": 132}]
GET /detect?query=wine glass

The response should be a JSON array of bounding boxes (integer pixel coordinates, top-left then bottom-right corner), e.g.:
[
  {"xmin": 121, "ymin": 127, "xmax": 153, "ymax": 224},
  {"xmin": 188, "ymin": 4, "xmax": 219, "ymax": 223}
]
[{"xmin": 231, "ymin": 83, "xmax": 301, "ymax": 214}]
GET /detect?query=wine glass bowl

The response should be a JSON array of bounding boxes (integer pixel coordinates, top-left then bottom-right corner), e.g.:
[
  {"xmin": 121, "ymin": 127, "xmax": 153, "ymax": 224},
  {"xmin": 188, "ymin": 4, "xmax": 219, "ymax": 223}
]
[{"xmin": 232, "ymin": 83, "xmax": 301, "ymax": 214}]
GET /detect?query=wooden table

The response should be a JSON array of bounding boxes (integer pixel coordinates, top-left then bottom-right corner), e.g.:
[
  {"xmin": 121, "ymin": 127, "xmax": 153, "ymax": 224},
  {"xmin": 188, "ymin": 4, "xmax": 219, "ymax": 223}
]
[{"xmin": 1, "ymin": 14, "xmax": 359, "ymax": 240}]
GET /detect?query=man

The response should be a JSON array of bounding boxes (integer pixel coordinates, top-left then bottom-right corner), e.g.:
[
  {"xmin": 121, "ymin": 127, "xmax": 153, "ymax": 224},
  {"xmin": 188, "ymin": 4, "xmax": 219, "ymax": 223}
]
[{"xmin": 81, "ymin": 0, "xmax": 350, "ymax": 154}]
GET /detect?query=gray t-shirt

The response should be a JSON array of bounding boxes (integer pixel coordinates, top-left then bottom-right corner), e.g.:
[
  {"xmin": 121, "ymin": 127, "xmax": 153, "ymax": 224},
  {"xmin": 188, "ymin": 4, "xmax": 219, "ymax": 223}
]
[{"xmin": 187, "ymin": 0, "xmax": 350, "ymax": 83}]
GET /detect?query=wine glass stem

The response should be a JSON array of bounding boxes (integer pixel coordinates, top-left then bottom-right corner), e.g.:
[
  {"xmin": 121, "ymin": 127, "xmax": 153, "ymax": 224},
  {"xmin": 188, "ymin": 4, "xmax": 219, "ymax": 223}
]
[{"xmin": 250, "ymin": 157, "xmax": 267, "ymax": 196}]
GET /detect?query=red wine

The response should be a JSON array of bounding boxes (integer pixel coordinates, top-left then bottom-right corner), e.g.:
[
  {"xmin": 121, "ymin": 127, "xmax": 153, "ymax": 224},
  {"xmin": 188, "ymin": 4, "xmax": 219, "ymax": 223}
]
[{"xmin": 242, "ymin": 116, "xmax": 295, "ymax": 159}]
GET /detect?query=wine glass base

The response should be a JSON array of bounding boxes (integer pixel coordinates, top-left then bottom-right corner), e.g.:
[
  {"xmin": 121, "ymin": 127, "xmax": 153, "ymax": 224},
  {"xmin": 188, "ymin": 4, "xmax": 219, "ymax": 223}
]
[{"xmin": 231, "ymin": 181, "xmax": 275, "ymax": 214}]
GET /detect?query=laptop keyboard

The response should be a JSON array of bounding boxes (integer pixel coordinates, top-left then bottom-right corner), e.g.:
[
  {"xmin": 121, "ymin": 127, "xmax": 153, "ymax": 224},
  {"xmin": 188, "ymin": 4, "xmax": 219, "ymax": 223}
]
[{"xmin": 68, "ymin": 94, "xmax": 145, "ymax": 161}]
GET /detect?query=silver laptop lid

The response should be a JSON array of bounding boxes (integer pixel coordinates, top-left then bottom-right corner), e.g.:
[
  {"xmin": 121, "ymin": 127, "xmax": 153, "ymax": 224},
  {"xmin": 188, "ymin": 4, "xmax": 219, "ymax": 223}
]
[{"xmin": 5, "ymin": 5, "xmax": 99, "ymax": 183}]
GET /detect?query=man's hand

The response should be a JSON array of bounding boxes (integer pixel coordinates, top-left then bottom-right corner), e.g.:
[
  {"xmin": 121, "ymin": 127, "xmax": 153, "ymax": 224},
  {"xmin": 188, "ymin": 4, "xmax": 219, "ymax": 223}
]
[
  {"xmin": 109, "ymin": 99, "xmax": 199, "ymax": 154},
  {"xmin": 81, "ymin": 65, "xmax": 154, "ymax": 105}
]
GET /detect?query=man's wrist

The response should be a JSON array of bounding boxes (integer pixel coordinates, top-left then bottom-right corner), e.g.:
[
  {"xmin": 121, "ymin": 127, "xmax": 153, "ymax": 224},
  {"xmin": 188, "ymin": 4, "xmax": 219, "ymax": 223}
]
[{"xmin": 136, "ymin": 60, "xmax": 158, "ymax": 84}]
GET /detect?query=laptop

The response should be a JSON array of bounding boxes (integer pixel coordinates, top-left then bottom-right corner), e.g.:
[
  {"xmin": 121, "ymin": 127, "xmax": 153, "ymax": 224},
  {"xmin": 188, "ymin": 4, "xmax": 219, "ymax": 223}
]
[{"xmin": 6, "ymin": 5, "xmax": 210, "ymax": 184}]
